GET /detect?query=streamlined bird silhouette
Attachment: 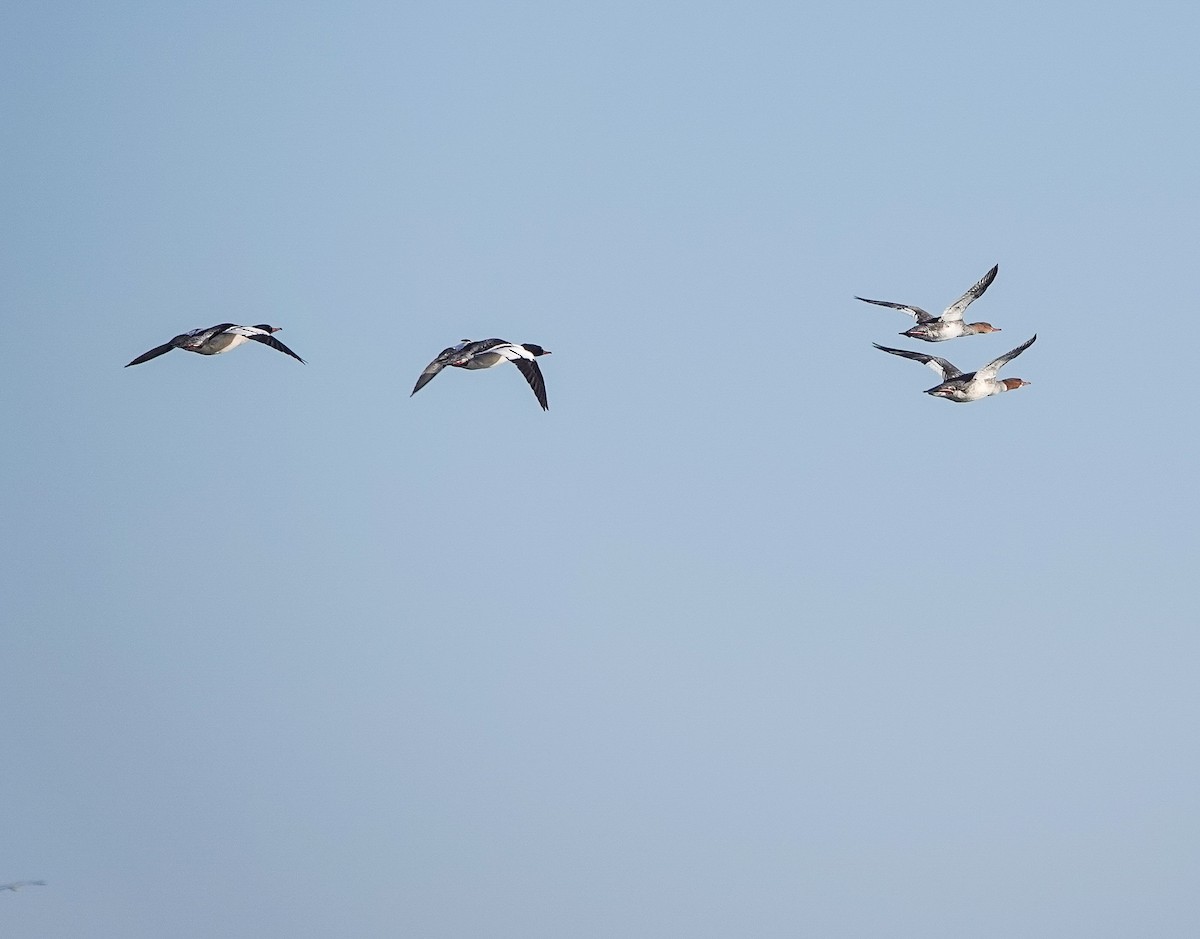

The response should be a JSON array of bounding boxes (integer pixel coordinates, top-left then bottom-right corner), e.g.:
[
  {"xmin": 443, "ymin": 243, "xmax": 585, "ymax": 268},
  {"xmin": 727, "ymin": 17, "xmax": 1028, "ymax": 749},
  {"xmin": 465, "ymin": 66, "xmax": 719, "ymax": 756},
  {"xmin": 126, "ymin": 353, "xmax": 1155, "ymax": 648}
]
[
  {"xmin": 125, "ymin": 324, "xmax": 305, "ymax": 367},
  {"xmin": 411, "ymin": 339, "xmax": 552, "ymax": 410},
  {"xmin": 857, "ymin": 264, "xmax": 1002, "ymax": 341},
  {"xmin": 873, "ymin": 334, "xmax": 1037, "ymax": 403}
]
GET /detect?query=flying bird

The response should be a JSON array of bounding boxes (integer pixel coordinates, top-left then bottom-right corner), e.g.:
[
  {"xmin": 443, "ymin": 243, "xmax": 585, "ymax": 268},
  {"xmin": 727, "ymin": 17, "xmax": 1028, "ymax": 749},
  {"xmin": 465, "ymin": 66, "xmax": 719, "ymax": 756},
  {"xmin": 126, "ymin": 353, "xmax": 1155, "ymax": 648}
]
[
  {"xmin": 0, "ymin": 881, "xmax": 46, "ymax": 892},
  {"xmin": 125, "ymin": 324, "xmax": 305, "ymax": 367},
  {"xmin": 873, "ymin": 334, "xmax": 1037, "ymax": 403},
  {"xmin": 411, "ymin": 339, "xmax": 551, "ymax": 410},
  {"xmin": 856, "ymin": 264, "xmax": 1001, "ymax": 341}
]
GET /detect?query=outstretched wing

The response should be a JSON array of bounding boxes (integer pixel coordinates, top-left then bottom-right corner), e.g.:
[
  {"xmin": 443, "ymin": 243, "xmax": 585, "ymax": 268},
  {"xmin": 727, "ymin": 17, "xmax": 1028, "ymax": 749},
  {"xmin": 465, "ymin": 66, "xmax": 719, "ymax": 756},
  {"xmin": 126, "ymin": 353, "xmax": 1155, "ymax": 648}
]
[
  {"xmin": 410, "ymin": 345, "xmax": 463, "ymax": 396},
  {"xmin": 489, "ymin": 343, "xmax": 549, "ymax": 410},
  {"xmin": 411, "ymin": 360, "xmax": 446, "ymax": 395},
  {"xmin": 125, "ymin": 341, "xmax": 177, "ymax": 367},
  {"xmin": 246, "ymin": 332, "xmax": 305, "ymax": 363},
  {"xmin": 977, "ymin": 333, "xmax": 1036, "ymax": 380},
  {"xmin": 512, "ymin": 357, "xmax": 548, "ymax": 410},
  {"xmin": 872, "ymin": 343, "xmax": 962, "ymax": 381},
  {"xmin": 942, "ymin": 264, "xmax": 998, "ymax": 322},
  {"xmin": 855, "ymin": 296, "xmax": 935, "ymax": 323}
]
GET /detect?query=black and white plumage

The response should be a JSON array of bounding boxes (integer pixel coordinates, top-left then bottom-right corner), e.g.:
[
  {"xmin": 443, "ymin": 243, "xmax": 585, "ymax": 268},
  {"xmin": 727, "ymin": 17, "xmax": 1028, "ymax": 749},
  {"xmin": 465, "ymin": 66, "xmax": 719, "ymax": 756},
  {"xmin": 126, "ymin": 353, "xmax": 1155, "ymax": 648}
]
[
  {"xmin": 411, "ymin": 339, "xmax": 552, "ymax": 410},
  {"xmin": 125, "ymin": 324, "xmax": 305, "ymax": 367},
  {"xmin": 0, "ymin": 881, "xmax": 46, "ymax": 892},
  {"xmin": 873, "ymin": 334, "xmax": 1037, "ymax": 403},
  {"xmin": 856, "ymin": 264, "xmax": 1001, "ymax": 341}
]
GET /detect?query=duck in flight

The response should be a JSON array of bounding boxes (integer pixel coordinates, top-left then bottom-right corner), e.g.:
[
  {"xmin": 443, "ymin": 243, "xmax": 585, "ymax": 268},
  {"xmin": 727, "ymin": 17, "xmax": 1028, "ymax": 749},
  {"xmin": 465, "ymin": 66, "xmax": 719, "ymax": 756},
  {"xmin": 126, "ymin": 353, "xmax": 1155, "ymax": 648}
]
[
  {"xmin": 412, "ymin": 339, "xmax": 551, "ymax": 410},
  {"xmin": 873, "ymin": 334, "xmax": 1037, "ymax": 403},
  {"xmin": 0, "ymin": 881, "xmax": 46, "ymax": 892},
  {"xmin": 856, "ymin": 264, "xmax": 1001, "ymax": 342},
  {"xmin": 125, "ymin": 324, "xmax": 305, "ymax": 367}
]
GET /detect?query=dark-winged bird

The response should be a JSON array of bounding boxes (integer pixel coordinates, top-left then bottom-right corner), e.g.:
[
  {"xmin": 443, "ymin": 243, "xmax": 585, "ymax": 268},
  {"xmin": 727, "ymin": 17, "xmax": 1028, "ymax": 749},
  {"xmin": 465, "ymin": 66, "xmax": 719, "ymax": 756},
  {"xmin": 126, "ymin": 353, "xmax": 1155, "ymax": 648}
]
[
  {"xmin": 873, "ymin": 334, "xmax": 1036, "ymax": 403},
  {"xmin": 411, "ymin": 339, "xmax": 551, "ymax": 410},
  {"xmin": 857, "ymin": 264, "xmax": 1001, "ymax": 341},
  {"xmin": 125, "ymin": 324, "xmax": 305, "ymax": 367}
]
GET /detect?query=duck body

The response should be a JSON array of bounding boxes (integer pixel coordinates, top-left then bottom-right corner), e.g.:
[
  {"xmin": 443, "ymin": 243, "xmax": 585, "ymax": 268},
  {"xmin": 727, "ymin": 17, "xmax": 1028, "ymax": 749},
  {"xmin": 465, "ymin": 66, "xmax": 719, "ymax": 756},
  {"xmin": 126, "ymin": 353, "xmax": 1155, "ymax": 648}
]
[
  {"xmin": 412, "ymin": 338, "xmax": 551, "ymax": 410},
  {"xmin": 125, "ymin": 324, "xmax": 304, "ymax": 367},
  {"xmin": 902, "ymin": 318, "xmax": 999, "ymax": 342},
  {"xmin": 874, "ymin": 334, "xmax": 1037, "ymax": 403},
  {"xmin": 857, "ymin": 264, "xmax": 1001, "ymax": 342}
]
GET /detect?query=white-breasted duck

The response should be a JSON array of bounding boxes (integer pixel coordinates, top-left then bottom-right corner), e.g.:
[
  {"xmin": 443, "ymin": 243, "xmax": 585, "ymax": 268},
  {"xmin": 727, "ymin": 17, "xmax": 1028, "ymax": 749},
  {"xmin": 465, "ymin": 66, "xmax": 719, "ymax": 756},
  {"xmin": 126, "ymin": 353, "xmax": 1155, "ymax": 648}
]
[
  {"xmin": 856, "ymin": 264, "xmax": 1001, "ymax": 342},
  {"xmin": 411, "ymin": 339, "xmax": 551, "ymax": 410},
  {"xmin": 873, "ymin": 334, "xmax": 1036, "ymax": 403},
  {"xmin": 125, "ymin": 324, "xmax": 305, "ymax": 367}
]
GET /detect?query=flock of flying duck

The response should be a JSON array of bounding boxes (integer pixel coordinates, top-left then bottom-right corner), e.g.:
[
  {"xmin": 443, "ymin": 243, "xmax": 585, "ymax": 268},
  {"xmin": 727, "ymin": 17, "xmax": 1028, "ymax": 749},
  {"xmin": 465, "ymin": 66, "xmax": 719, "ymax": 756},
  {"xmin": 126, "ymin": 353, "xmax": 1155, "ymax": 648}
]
[
  {"xmin": 121, "ymin": 265, "xmax": 1035, "ymax": 408},
  {"xmin": 861, "ymin": 263, "xmax": 1037, "ymax": 403},
  {"xmin": 10, "ymin": 266, "xmax": 1037, "ymax": 898},
  {"xmin": 124, "ymin": 326, "xmax": 553, "ymax": 410}
]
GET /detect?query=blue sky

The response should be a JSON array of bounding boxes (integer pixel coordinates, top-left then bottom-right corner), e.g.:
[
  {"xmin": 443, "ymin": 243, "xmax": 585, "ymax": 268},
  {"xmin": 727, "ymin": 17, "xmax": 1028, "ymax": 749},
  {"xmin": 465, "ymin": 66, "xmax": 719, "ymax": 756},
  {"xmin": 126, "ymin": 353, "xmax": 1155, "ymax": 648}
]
[{"xmin": 4, "ymin": 2, "xmax": 1200, "ymax": 936}]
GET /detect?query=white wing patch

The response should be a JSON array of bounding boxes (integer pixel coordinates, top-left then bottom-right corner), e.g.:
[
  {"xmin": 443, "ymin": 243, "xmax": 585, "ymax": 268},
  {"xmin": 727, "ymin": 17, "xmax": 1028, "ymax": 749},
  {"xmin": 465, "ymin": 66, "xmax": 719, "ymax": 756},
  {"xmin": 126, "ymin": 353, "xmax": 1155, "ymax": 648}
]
[
  {"xmin": 921, "ymin": 357, "xmax": 953, "ymax": 380},
  {"xmin": 494, "ymin": 344, "xmax": 533, "ymax": 362}
]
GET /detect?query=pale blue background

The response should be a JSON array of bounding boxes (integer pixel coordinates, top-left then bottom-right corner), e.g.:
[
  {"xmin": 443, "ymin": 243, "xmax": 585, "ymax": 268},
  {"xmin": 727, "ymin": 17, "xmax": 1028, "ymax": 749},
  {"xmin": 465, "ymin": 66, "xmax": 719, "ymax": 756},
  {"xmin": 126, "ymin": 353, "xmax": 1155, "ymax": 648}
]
[{"xmin": 4, "ymin": 2, "xmax": 1199, "ymax": 936}]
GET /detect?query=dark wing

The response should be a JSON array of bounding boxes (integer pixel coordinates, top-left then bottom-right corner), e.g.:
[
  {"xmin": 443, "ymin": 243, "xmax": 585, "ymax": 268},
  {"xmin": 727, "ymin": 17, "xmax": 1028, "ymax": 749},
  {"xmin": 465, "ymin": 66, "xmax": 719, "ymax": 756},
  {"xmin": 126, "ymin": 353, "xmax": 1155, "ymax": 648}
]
[
  {"xmin": 942, "ymin": 264, "xmax": 999, "ymax": 322},
  {"xmin": 978, "ymin": 333, "xmax": 1036, "ymax": 380},
  {"xmin": 411, "ymin": 349, "xmax": 456, "ymax": 396},
  {"xmin": 854, "ymin": 296, "xmax": 935, "ymax": 323},
  {"xmin": 125, "ymin": 341, "xmax": 177, "ymax": 367},
  {"xmin": 248, "ymin": 332, "xmax": 305, "ymax": 363},
  {"xmin": 872, "ymin": 343, "xmax": 962, "ymax": 381},
  {"xmin": 513, "ymin": 357, "xmax": 548, "ymax": 410},
  {"xmin": 411, "ymin": 363, "xmax": 444, "ymax": 395}
]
